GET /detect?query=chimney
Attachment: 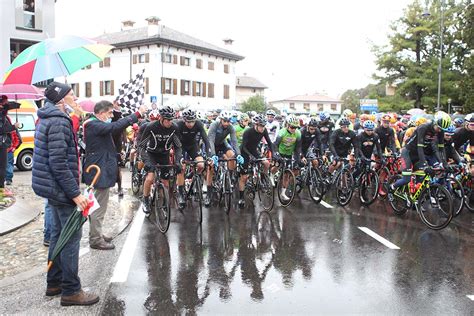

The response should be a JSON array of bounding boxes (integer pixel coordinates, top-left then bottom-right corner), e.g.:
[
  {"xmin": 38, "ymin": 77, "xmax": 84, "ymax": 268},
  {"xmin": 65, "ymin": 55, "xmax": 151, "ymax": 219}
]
[
  {"xmin": 146, "ymin": 16, "xmax": 161, "ymax": 37},
  {"xmin": 121, "ymin": 20, "xmax": 135, "ymax": 31},
  {"xmin": 223, "ymin": 38, "xmax": 234, "ymax": 46}
]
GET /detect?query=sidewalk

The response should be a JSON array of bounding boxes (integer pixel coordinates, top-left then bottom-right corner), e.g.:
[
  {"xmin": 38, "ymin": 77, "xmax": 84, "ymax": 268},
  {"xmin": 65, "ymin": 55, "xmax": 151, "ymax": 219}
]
[{"xmin": 0, "ymin": 197, "xmax": 40, "ymax": 236}]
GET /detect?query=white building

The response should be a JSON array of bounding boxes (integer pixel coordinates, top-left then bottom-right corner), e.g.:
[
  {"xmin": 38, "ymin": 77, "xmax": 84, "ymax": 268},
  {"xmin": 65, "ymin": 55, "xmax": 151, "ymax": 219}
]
[
  {"xmin": 269, "ymin": 93, "xmax": 342, "ymax": 116},
  {"xmin": 0, "ymin": 0, "xmax": 56, "ymax": 86},
  {"xmin": 235, "ymin": 75, "xmax": 267, "ymax": 108},
  {"xmin": 66, "ymin": 17, "xmax": 244, "ymax": 111}
]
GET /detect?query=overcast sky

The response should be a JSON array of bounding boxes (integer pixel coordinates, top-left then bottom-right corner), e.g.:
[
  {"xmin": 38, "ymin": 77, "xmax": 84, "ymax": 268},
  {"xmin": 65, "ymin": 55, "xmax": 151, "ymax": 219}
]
[{"xmin": 55, "ymin": 0, "xmax": 413, "ymax": 100}]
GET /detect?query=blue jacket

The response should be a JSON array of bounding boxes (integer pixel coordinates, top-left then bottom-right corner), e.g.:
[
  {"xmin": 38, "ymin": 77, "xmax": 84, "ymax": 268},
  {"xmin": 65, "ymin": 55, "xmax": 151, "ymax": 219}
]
[
  {"xmin": 82, "ymin": 113, "xmax": 138, "ymax": 189},
  {"xmin": 32, "ymin": 102, "xmax": 80, "ymax": 205}
]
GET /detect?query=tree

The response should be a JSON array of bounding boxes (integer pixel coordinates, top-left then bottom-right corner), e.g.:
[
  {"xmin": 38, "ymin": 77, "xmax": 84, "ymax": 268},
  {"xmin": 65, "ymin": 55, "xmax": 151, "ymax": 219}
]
[
  {"xmin": 458, "ymin": 2, "xmax": 474, "ymax": 112},
  {"xmin": 340, "ymin": 83, "xmax": 387, "ymax": 113},
  {"xmin": 240, "ymin": 95, "xmax": 266, "ymax": 113},
  {"xmin": 373, "ymin": 0, "xmax": 470, "ymax": 111}
]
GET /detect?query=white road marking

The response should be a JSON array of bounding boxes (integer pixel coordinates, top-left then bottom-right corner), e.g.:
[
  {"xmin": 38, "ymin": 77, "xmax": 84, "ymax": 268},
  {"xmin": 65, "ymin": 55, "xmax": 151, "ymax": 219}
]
[
  {"xmin": 467, "ymin": 295, "xmax": 474, "ymax": 301},
  {"xmin": 320, "ymin": 201, "xmax": 334, "ymax": 208},
  {"xmin": 110, "ymin": 210, "xmax": 145, "ymax": 283},
  {"xmin": 79, "ymin": 248, "xmax": 89, "ymax": 257},
  {"xmin": 358, "ymin": 227, "xmax": 400, "ymax": 250}
]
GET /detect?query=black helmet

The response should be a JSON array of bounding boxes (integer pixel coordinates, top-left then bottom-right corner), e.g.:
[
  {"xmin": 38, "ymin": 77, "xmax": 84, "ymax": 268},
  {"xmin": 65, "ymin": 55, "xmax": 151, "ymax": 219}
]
[
  {"xmin": 253, "ymin": 114, "xmax": 267, "ymax": 126},
  {"xmin": 182, "ymin": 109, "xmax": 196, "ymax": 121},
  {"xmin": 308, "ymin": 118, "xmax": 318, "ymax": 127},
  {"xmin": 339, "ymin": 118, "xmax": 350, "ymax": 126},
  {"xmin": 159, "ymin": 106, "xmax": 176, "ymax": 120}
]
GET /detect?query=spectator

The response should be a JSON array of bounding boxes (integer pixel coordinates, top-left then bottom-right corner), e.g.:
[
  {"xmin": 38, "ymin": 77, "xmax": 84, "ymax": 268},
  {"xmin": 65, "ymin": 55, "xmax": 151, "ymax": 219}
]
[
  {"xmin": 32, "ymin": 82, "xmax": 99, "ymax": 306},
  {"xmin": 5, "ymin": 113, "xmax": 22, "ymax": 185},
  {"xmin": 82, "ymin": 101, "xmax": 146, "ymax": 250}
]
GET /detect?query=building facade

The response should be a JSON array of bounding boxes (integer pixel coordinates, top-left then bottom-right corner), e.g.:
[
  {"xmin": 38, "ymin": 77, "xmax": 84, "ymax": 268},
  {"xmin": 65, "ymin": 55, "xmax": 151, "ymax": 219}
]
[
  {"xmin": 65, "ymin": 17, "xmax": 244, "ymax": 111},
  {"xmin": 0, "ymin": 0, "xmax": 56, "ymax": 85},
  {"xmin": 235, "ymin": 75, "xmax": 267, "ymax": 108},
  {"xmin": 269, "ymin": 93, "xmax": 342, "ymax": 116}
]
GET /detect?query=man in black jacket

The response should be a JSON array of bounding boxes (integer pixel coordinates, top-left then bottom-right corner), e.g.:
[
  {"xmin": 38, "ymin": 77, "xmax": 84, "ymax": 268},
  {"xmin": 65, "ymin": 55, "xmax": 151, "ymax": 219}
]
[
  {"xmin": 32, "ymin": 82, "xmax": 99, "ymax": 306},
  {"xmin": 83, "ymin": 101, "xmax": 146, "ymax": 250}
]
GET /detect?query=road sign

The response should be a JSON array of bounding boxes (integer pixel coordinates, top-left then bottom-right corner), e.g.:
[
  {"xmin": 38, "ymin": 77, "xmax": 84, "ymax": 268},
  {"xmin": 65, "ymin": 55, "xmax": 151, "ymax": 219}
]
[
  {"xmin": 360, "ymin": 99, "xmax": 378, "ymax": 113},
  {"xmin": 150, "ymin": 96, "xmax": 157, "ymax": 103}
]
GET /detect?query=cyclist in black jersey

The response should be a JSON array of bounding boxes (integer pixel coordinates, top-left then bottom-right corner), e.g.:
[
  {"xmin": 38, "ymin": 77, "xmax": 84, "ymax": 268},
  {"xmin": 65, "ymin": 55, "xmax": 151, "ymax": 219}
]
[
  {"xmin": 375, "ymin": 114, "xmax": 397, "ymax": 155},
  {"xmin": 452, "ymin": 114, "xmax": 474, "ymax": 154},
  {"xmin": 238, "ymin": 114, "xmax": 275, "ymax": 208},
  {"xmin": 329, "ymin": 118, "xmax": 358, "ymax": 173},
  {"xmin": 317, "ymin": 112, "xmax": 334, "ymax": 151},
  {"xmin": 140, "ymin": 106, "xmax": 183, "ymax": 215},
  {"xmin": 443, "ymin": 125, "xmax": 462, "ymax": 164},
  {"xmin": 300, "ymin": 118, "xmax": 323, "ymax": 168},
  {"xmin": 174, "ymin": 109, "xmax": 211, "ymax": 209},
  {"xmin": 354, "ymin": 120, "xmax": 383, "ymax": 180}
]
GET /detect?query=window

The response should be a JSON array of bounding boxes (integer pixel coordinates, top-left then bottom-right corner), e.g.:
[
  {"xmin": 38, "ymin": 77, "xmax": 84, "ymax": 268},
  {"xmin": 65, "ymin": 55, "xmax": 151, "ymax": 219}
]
[
  {"xmin": 138, "ymin": 54, "xmax": 146, "ymax": 63},
  {"xmin": 22, "ymin": 0, "xmax": 36, "ymax": 29},
  {"xmin": 331, "ymin": 103, "xmax": 337, "ymax": 111},
  {"xmin": 196, "ymin": 59, "xmax": 202, "ymax": 69},
  {"xmin": 224, "ymin": 85, "xmax": 230, "ymax": 99},
  {"xmin": 71, "ymin": 83, "xmax": 79, "ymax": 97},
  {"xmin": 304, "ymin": 103, "xmax": 310, "ymax": 111},
  {"xmin": 180, "ymin": 56, "xmax": 190, "ymax": 66},
  {"xmin": 162, "ymin": 53, "xmax": 172, "ymax": 63},
  {"xmin": 134, "ymin": 53, "xmax": 149, "ymax": 64},
  {"xmin": 290, "ymin": 103, "xmax": 295, "ymax": 110},
  {"xmin": 162, "ymin": 78, "xmax": 172, "ymax": 94},
  {"xmin": 224, "ymin": 64, "xmax": 229, "ymax": 74},
  {"xmin": 208, "ymin": 61, "xmax": 214, "ymax": 71},
  {"xmin": 317, "ymin": 103, "xmax": 324, "ymax": 111},
  {"xmin": 99, "ymin": 57, "xmax": 110, "ymax": 68},
  {"xmin": 181, "ymin": 80, "xmax": 191, "ymax": 96},
  {"xmin": 100, "ymin": 80, "xmax": 114, "ymax": 96},
  {"xmin": 193, "ymin": 82, "xmax": 202, "ymax": 96},
  {"xmin": 85, "ymin": 82, "xmax": 91, "ymax": 97},
  {"xmin": 9, "ymin": 113, "xmax": 35, "ymax": 132},
  {"xmin": 208, "ymin": 83, "xmax": 215, "ymax": 98}
]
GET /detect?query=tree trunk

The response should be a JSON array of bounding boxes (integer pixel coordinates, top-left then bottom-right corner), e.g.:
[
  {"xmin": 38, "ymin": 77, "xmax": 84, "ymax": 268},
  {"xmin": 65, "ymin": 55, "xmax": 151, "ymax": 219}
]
[{"xmin": 415, "ymin": 38, "xmax": 423, "ymax": 108}]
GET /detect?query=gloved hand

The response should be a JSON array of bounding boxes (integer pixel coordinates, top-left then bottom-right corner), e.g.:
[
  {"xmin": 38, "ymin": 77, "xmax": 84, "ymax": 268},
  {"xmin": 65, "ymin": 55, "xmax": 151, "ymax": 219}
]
[
  {"xmin": 236, "ymin": 155, "xmax": 244, "ymax": 165},
  {"xmin": 211, "ymin": 155, "xmax": 219, "ymax": 166}
]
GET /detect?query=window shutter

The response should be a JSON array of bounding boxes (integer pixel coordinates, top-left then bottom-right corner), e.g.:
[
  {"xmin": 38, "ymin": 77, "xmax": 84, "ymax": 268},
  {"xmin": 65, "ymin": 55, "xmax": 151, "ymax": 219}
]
[
  {"xmin": 196, "ymin": 59, "xmax": 202, "ymax": 69},
  {"xmin": 99, "ymin": 61, "xmax": 103, "ymax": 68},
  {"xmin": 104, "ymin": 57, "xmax": 110, "ymax": 67},
  {"xmin": 111, "ymin": 80, "xmax": 115, "ymax": 95},
  {"xmin": 161, "ymin": 77, "xmax": 166, "ymax": 94},
  {"xmin": 145, "ymin": 53, "xmax": 150, "ymax": 63},
  {"xmin": 173, "ymin": 55, "xmax": 177, "ymax": 64},
  {"xmin": 224, "ymin": 85, "xmax": 229, "ymax": 99},
  {"xmin": 202, "ymin": 83, "xmax": 206, "ymax": 97},
  {"xmin": 181, "ymin": 56, "xmax": 185, "ymax": 66},
  {"xmin": 86, "ymin": 82, "xmax": 91, "ymax": 97},
  {"xmin": 75, "ymin": 84, "xmax": 80, "ymax": 98},
  {"xmin": 193, "ymin": 81, "xmax": 197, "ymax": 96},
  {"xmin": 173, "ymin": 79, "xmax": 177, "ymax": 95},
  {"xmin": 133, "ymin": 54, "xmax": 137, "ymax": 64},
  {"xmin": 180, "ymin": 80, "xmax": 185, "ymax": 96},
  {"xmin": 224, "ymin": 64, "xmax": 229, "ymax": 74},
  {"xmin": 100, "ymin": 81, "xmax": 104, "ymax": 96},
  {"xmin": 208, "ymin": 83, "xmax": 214, "ymax": 98},
  {"xmin": 208, "ymin": 61, "xmax": 214, "ymax": 70},
  {"xmin": 145, "ymin": 78, "xmax": 149, "ymax": 94}
]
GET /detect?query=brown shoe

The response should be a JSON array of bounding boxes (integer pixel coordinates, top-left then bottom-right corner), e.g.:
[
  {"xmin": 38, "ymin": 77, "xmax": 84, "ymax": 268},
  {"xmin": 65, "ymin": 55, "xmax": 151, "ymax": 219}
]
[
  {"xmin": 60, "ymin": 289, "xmax": 99, "ymax": 306},
  {"xmin": 102, "ymin": 235, "xmax": 113, "ymax": 243},
  {"xmin": 90, "ymin": 240, "xmax": 115, "ymax": 250},
  {"xmin": 45, "ymin": 286, "xmax": 62, "ymax": 296}
]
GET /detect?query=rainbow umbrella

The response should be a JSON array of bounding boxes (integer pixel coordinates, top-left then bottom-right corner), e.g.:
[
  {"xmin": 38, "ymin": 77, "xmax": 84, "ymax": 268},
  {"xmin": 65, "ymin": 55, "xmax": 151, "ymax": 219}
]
[{"xmin": 3, "ymin": 35, "xmax": 113, "ymax": 85}]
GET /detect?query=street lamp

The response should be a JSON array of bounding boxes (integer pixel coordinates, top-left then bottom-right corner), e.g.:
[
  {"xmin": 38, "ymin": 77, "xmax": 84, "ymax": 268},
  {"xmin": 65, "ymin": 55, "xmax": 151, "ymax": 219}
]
[{"xmin": 422, "ymin": 0, "xmax": 445, "ymax": 112}]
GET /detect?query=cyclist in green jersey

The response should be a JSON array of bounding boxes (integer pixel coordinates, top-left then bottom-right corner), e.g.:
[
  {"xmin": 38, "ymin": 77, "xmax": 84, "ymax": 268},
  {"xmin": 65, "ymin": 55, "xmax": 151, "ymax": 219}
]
[{"xmin": 234, "ymin": 113, "xmax": 250, "ymax": 147}]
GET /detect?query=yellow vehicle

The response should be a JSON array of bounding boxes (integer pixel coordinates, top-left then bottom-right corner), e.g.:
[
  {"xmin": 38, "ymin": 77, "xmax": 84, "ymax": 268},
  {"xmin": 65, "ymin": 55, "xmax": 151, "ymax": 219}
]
[{"xmin": 7, "ymin": 100, "xmax": 38, "ymax": 171}]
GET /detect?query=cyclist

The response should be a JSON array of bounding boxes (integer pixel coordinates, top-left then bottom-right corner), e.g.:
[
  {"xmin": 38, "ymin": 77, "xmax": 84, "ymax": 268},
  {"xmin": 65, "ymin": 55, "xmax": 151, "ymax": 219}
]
[
  {"xmin": 354, "ymin": 114, "xmax": 369, "ymax": 135},
  {"xmin": 205, "ymin": 111, "xmax": 244, "ymax": 207},
  {"xmin": 443, "ymin": 124, "xmax": 462, "ymax": 165},
  {"xmin": 234, "ymin": 113, "xmax": 250, "ymax": 147},
  {"xmin": 375, "ymin": 114, "xmax": 398, "ymax": 155},
  {"xmin": 141, "ymin": 106, "xmax": 183, "ymax": 216},
  {"xmin": 238, "ymin": 114, "xmax": 276, "ymax": 208},
  {"xmin": 265, "ymin": 110, "xmax": 280, "ymax": 142},
  {"xmin": 329, "ymin": 118, "xmax": 358, "ymax": 173},
  {"xmin": 454, "ymin": 117, "xmax": 464, "ymax": 129},
  {"xmin": 355, "ymin": 120, "xmax": 383, "ymax": 178},
  {"xmin": 318, "ymin": 112, "xmax": 334, "ymax": 152},
  {"xmin": 273, "ymin": 115, "xmax": 302, "ymax": 200},
  {"xmin": 174, "ymin": 109, "xmax": 211, "ymax": 209},
  {"xmin": 300, "ymin": 118, "xmax": 323, "ymax": 167},
  {"xmin": 452, "ymin": 113, "xmax": 474, "ymax": 155},
  {"xmin": 335, "ymin": 109, "xmax": 354, "ymax": 130},
  {"xmin": 389, "ymin": 111, "xmax": 451, "ymax": 193},
  {"xmin": 402, "ymin": 116, "xmax": 427, "ymax": 146}
]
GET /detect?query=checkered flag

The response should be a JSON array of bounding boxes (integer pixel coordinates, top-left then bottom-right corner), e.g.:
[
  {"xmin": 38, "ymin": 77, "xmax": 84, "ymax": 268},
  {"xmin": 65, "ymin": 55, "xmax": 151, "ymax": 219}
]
[{"xmin": 117, "ymin": 69, "xmax": 145, "ymax": 115}]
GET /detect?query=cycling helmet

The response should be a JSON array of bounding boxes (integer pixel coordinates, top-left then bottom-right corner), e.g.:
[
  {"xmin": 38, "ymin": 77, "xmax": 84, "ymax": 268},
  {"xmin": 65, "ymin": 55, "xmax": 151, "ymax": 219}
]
[
  {"xmin": 389, "ymin": 113, "xmax": 398, "ymax": 124},
  {"xmin": 182, "ymin": 109, "xmax": 197, "ymax": 121},
  {"xmin": 454, "ymin": 117, "xmax": 464, "ymax": 126},
  {"xmin": 434, "ymin": 111, "xmax": 452, "ymax": 131},
  {"xmin": 445, "ymin": 124, "xmax": 456, "ymax": 135},
  {"xmin": 219, "ymin": 111, "xmax": 232, "ymax": 121},
  {"xmin": 360, "ymin": 114, "xmax": 369, "ymax": 121},
  {"xmin": 266, "ymin": 110, "xmax": 276, "ymax": 117},
  {"xmin": 339, "ymin": 118, "xmax": 351, "ymax": 126},
  {"xmin": 308, "ymin": 118, "xmax": 318, "ymax": 127},
  {"xmin": 319, "ymin": 112, "xmax": 329, "ymax": 121},
  {"xmin": 159, "ymin": 106, "xmax": 176, "ymax": 120},
  {"xmin": 342, "ymin": 109, "xmax": 353, "ymax": 118},
  {"xmin": 363, "ymin": 120, "xmax": 375, "ymax": 130},
  {"xmin": 253, "ymin": 114, "xmax": 267, "ymax": 126},
  {"xmin": 465, "ymin": 113, "xmax": 474, "ymax": 123},
  {"xmin": 415, "ymin": 116, "xmax": 428, "ymax": 126},
  {"xmin": 381, "ymin": 114, "xmax": 391, "ymax": 122},
  {"xmin": 286, "ymin": 115, "xmax": 300, "ymax": 127},
  {"xmin": 250, "ymin": 111, "xmax": 257, "ymax": 117},
  {"xmin": 238, "ymin": 113, "xmax": 250, "ymax": 122}
]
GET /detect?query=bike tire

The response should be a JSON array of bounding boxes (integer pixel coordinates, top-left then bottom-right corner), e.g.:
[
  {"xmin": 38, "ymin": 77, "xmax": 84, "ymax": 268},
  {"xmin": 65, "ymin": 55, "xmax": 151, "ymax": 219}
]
[
  {"xmin": 359, "ymin": 170, "xmax": 379, "ymax": 205},
  {"xmin": 194, "ymin": 175, "xmax": 203, "ymax": 224},
  {"xmin": 462, "ymin": 178, "xmax": 474, "ymax": 212},
  {"xmin": 447, "ymin": 177, "xmax": 464, "ymax": 217},
  {"xmin": 277, "ymin": 169, "xmax": 296, "ymax": 207},
  {"xmin": 417, "ymin": 184, "xmax": 453, "ymax": 230},
  {"xmin": 387, "ymin": 175, "xmax": 409, "ymax": 215},
  {"xmin": 224, "ymin": 172, "xmax": 232, "ymax": 214},
  {"xmin": 153, "ymin": 182, "xmax": 171, "ymax": 233},
  {"xmin": 308, "ymin": 167, "xmax": 323, "ymax": 204},
  {"xmin": 131, "ymin": 164, "xmax": 141, "ymax": 196},
  {"xmin": 258, "ymin": 172, "xmax": 275, "ymax": 212},
  {"xmin": 377, "ymin": 167, "xmax": 390, "ymax": 200},
  {"xmin": 335, "ymin": 168, "xmax": 354, "ymax": 206}
]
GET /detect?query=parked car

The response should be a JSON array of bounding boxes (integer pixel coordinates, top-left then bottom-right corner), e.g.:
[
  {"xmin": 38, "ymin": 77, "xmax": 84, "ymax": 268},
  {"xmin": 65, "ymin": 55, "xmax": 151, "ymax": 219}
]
[{"xmin": 8, "ymin": 100, "xmax": 37, "ymax": 171}]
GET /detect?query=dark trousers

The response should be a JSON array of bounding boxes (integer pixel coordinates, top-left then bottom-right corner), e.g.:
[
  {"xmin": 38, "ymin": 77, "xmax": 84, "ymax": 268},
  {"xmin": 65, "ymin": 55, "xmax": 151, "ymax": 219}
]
[
  {"xmin": 47, "ymin": 200, "xmax": 82, "ymax": 296},
  {"xmin": 0, "ymin": 146, "xmax": 7, "ymax": 188}
]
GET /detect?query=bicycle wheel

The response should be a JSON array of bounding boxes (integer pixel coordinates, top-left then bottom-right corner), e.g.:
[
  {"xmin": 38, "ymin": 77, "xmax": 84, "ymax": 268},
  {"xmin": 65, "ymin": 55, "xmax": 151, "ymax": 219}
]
[
  {"xmin": 335, "ymin": 168, "xmax": 354, "ymax": 206},
  {"xmin": 359, "ymin": 170, "xmax": 379, "ymax": 205},
  {"xmin": 308, "ymin": 167, "xmax": 323, "ymax": 204},
  {"xmin": 377, "ymin": 166, "xmax": 390, "ymax": 200},
  {"xmin": 193, "ymin": 175, "xmax": 203, "ymax": 224},
  {"xmin": 258, "ymin": 172, "xmax": 275, "ymax": 212},
  {"xmin": 153, "ymin": 182, "xmax": 171, "ymax": 233},
  {"xmin": 277, "ymin": 169, "xmax": 296, "ymax": 207},
  {"xmin": 447, "ymin": 177, "xmax": 464, "ymax": 217},
  {"xmin": 417, "ymin": 184, "xmax": 453, "ymax": 230},
  {"xmin": 131, "ymin": 164, "xmax": 141, "ymax": 196},
  {"xmin": 462, "ymin": 177, "xmax": 474, "ymax": 212},
  {"xmin": 223, "ymin": 172, "xmax": 232, "ymax": 214},
  {"xmin": 387, "ymin": 175, "xmax": 409, "ymax": 215}
]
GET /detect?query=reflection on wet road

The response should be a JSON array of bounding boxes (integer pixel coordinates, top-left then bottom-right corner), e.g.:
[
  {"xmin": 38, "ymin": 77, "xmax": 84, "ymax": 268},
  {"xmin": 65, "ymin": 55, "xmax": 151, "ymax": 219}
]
[{"xmin": 103, "ymin": 192, "xmax": 474, "ymax": 314}]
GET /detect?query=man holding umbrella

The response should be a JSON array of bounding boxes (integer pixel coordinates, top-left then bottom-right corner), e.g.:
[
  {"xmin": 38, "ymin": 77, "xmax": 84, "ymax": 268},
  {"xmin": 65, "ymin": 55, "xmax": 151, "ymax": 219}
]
[{"xmin": 32, "ymin": 82, "xmax": 99, "ymax": 306}]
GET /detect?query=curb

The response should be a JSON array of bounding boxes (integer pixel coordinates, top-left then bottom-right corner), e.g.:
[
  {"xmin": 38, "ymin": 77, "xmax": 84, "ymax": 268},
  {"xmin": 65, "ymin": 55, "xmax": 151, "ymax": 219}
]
[{"xmin": 0, "ymin": 198, "xmax": 41, "ymax": 236}]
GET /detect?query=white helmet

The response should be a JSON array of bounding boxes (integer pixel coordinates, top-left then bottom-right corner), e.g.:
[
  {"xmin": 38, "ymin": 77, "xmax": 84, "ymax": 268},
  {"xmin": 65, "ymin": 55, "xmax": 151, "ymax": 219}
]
[
  {"xmin": 219, "ymin": 111, "xmax": 232, "ymax": 121},
  {"xmin": 286, "ymin": 114, "xmax": 299, "ymax": 127}
]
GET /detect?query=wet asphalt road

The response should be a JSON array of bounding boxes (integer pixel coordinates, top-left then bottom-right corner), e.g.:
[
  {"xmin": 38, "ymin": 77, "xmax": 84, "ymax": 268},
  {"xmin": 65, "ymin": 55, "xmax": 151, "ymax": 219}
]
[{"xmin": 101, "ymin": 189, "xmax": 474, "ymax": 315}]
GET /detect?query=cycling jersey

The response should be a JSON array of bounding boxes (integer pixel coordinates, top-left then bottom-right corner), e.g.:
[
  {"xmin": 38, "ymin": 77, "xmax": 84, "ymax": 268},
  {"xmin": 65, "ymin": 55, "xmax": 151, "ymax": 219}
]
[
  {"xmin": 356, "ymin": 132, "xmax": 382, "ymax": 160},
  {"xmin": 141, "ymin": 120, "xmax": 182, "ymax": 160},
  {"xmin": 173, "ymin": 119, "xmax": 211, "ymax": 157},
  {"xmin": 444, "ymin": 138, "xmax": 461, "ymax": 164},
  {"xmin": 452, "ymin": 126, "xmax": 474, "ymax": 152},
  {"xmin": 265, "ymin": 120, "xmax": 280, "ymax": 142},
  {"xmin": 274, "ymin": 128, "xmax": 302, "ymax": 158},
  {"xmin": 375, "ymin": 126, "xmax": 397, "ymax": 153},
  {"xmin": 329, "ymin": 129, "xmax": 357, "ymax": 158},
  {"xmin": 404, "ymin": 122, "xmax": 443, "ymax": 166},
  {"xmin": 300, "ymin": 126, "xmax": 322, "ymax": 156},
  {"xmin": 317, "ymin": 120, "xmax": 334, "ymax": 148},
  {"xmin": 234, "ymin": 123, "xmax": 249, "ymax": 147},
  {"xmin": 207, "ymin": 121, "xmax": 240, "ymax": 156},
  {"xmin": 241, "ymin": 127, "xmax": 274, "ymax": 158}
]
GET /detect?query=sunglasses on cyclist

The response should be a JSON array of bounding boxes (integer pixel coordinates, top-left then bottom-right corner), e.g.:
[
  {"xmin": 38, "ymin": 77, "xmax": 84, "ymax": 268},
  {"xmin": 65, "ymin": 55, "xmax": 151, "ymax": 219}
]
[{"xmin": 288, "ymin": 126, "xmax": 297, "ymax": 130}]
